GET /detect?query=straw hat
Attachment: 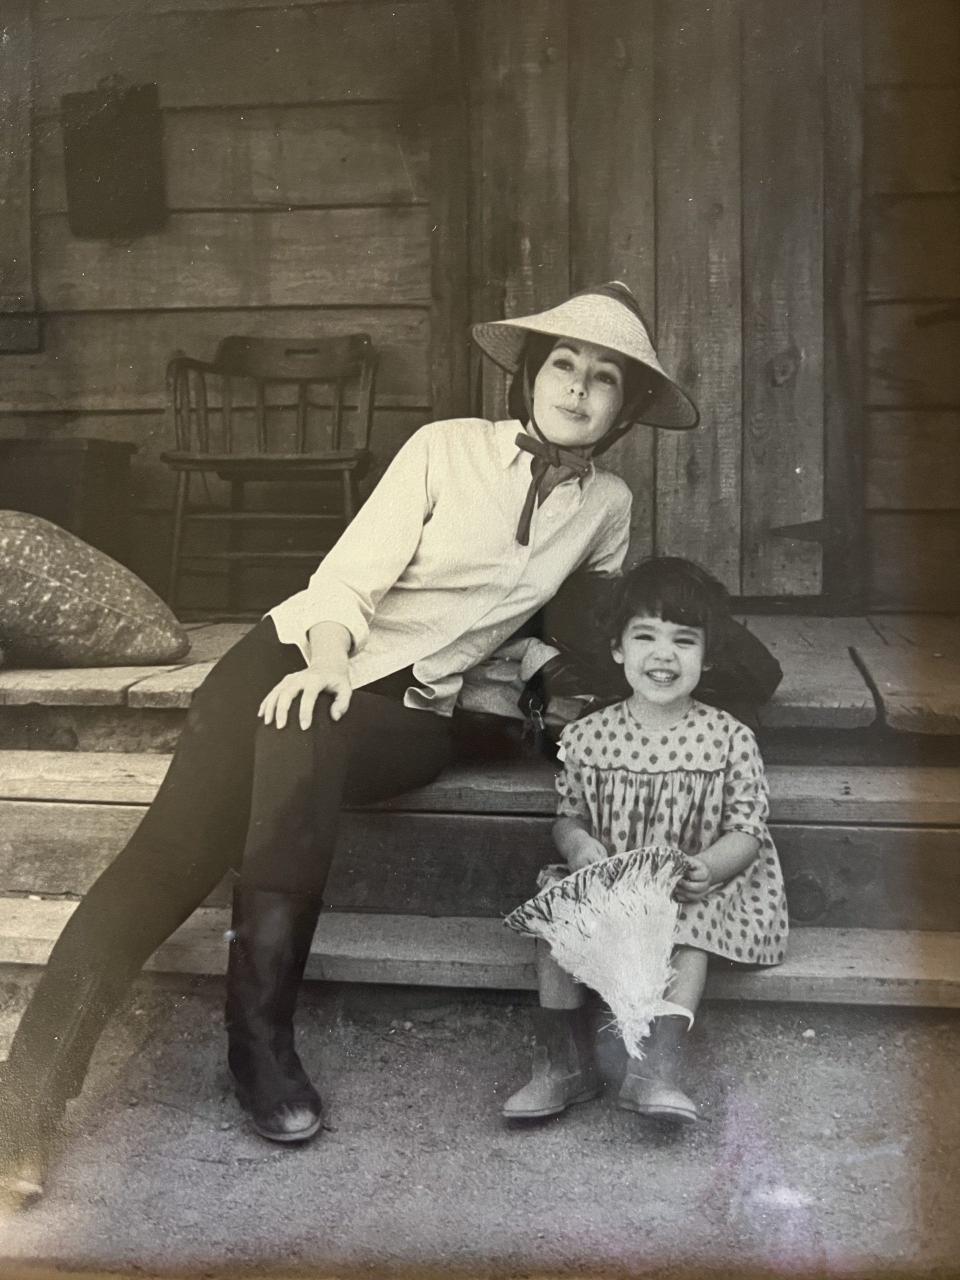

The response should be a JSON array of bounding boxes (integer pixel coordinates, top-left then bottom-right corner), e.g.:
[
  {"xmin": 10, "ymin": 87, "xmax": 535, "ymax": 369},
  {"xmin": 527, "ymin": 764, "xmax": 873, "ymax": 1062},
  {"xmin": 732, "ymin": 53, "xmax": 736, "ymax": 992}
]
[{"xmin": 471, "ymin": 281, "xmax": 699, "ymax": 431}]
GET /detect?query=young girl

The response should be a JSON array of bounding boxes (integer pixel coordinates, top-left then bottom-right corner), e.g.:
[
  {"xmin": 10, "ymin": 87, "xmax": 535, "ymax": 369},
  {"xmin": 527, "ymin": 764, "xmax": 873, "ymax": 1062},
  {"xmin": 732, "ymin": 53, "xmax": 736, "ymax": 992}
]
[{"xmin": 502, "ymin": 557, "xmax": 788, "ymax": 1124}]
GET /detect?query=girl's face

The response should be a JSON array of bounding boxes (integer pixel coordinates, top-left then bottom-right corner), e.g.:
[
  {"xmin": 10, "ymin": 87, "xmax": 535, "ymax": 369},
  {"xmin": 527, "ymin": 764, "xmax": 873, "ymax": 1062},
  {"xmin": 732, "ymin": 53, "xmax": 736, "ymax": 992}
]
[
  {"xmin": 612, "ymin": 614, "xmax": 705, "ymax": 713},
  {"xmin": 531, "ymin": 339, "xmax": 626, "ymax": 448}
]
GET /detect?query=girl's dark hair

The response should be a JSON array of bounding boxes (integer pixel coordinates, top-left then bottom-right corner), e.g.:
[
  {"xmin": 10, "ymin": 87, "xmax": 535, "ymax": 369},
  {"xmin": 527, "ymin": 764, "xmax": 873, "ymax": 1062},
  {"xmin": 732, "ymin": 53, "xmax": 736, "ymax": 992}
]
[
  {"xmin": 603, "ymin": 557, "xmax": 731, "ymax": 662},
  {"xmin": 506, "ymin": 333, "xmax": 658, "ymax": 433}
]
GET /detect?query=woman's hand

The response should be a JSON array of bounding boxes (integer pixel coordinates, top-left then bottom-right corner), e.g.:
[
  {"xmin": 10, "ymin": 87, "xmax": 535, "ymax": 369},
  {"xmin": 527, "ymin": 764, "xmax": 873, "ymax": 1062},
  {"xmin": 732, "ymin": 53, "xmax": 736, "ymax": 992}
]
[
  {"xmin": 259, "ymin": 621, "xmax": 354, "ymax": 730},
  {"xmin": 675, "ymin": 856, "xmax": 716, "ymax": 903},
  {"xmin": 258, "ymin": 663, "xmax": 352, "ymax": 730}
]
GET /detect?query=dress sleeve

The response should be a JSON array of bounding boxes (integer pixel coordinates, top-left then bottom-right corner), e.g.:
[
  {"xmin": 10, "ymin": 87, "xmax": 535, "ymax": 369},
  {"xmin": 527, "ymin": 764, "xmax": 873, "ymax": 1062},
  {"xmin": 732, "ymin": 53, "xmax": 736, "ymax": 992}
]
[
  {"xmin": 719, "ymin": 723, "xmax": 770, "ymax": 840},
  {"xmin": 268, "ymin": 425, "xmax": 435, "ymax": 659},
  {"xmin": 554, "ymin": 724, "xmax": 591, "ymax": 819},
  {"xmin": 583, "ymin": 479, "xmax": 631, "ymax": 574}
]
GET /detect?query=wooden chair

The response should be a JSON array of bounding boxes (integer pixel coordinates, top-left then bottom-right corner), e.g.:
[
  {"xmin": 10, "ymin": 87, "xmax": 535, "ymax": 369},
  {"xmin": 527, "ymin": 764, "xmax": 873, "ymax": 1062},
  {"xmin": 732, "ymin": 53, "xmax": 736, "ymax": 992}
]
[{"xmin": 162, "ymin": 333, "xmax": 377, "ymax": 615}]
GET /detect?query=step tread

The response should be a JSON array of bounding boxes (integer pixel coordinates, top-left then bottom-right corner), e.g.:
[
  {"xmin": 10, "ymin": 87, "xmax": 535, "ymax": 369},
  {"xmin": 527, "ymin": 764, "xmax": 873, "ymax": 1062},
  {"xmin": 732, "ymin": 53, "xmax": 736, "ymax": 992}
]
[
  {"xmin": 742, "ymin": 616, "xmax": 878, "ymax": 730},
  {"xmin": 854, "ymin": 616, "xmax": 960, "ymax": 736},
  {"xmin": 0, "ymin": 617, "xmax": 884, "ymax": 730},
  {"xmin": 3, "ymin": 616, "xmax": 958, "ymax": 736},
  {"xmin": 0, "ymin": 897, "xmax": 957, "ymax": 1006},
  {"xmin": 3, "ymin": 751, "xmax": 959, "ymax": 824}
]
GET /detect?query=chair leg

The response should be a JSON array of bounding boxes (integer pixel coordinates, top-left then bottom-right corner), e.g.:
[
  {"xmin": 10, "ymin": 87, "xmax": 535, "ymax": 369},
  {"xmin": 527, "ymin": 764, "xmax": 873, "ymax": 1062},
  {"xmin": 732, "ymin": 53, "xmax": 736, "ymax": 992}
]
[
  {"xmin": 340, "ymin": 471, "xmax": 357, "ymax": 524},
  {"xmin": 167, "ymin": 471, "xmax": 190, "ymax": 609},
  {"xmin": 228, "ymin": 480, "xmax": 245, "ymax": 615}
]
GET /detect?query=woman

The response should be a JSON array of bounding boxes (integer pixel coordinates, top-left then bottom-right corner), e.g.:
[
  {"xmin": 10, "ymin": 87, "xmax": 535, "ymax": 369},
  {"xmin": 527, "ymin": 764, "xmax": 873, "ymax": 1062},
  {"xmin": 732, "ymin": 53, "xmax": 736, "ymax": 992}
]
[{"xmin": 0, "ymin": 281, "xmax": 698, "ymax": 1206}]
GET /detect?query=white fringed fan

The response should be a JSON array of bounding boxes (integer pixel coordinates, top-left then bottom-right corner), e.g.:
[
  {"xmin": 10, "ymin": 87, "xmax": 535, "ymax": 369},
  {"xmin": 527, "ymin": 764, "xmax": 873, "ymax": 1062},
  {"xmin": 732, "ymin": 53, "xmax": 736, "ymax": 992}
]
[{"xmin": 505, "ymin": 844, "xmax": 690, "ymax": 1058}]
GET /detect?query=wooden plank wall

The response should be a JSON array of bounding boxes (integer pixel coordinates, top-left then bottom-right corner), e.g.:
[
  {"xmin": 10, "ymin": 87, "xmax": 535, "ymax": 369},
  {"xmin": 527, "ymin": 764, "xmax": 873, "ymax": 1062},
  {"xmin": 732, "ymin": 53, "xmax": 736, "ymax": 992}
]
[
  {"xmin": 0, "ymin": 0, "xmax": 452, "ymax": 605},
  {"xmin": 4, "ymin": 0, "xmax": 957, "ymax": 611},
  {"xmin": 864, "ymin": 0, "xmax": 960, "ymax": 611},
  {"xmin": 468, "ymin": 0, "xmax": 857, "ymax": 601}
]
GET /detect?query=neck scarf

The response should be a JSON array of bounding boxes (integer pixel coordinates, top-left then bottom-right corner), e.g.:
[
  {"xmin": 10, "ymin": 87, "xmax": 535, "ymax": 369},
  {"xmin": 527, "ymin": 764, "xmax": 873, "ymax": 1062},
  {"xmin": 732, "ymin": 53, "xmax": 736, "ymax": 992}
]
[{"xmin": 514, "ymin": 430, "xmax": 591, "ymax": 546}]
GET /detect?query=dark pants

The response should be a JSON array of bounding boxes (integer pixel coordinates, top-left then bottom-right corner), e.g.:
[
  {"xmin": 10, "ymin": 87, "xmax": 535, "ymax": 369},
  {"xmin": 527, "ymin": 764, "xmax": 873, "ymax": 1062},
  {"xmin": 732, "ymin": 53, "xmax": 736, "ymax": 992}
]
[{"xmin": 7, "ymin": 619, "xmax": 455, "ymax": 1095}]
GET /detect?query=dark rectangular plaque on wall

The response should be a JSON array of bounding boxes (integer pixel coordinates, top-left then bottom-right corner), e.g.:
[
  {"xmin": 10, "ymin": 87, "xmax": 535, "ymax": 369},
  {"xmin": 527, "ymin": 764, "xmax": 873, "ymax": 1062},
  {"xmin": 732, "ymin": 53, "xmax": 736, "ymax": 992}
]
[{"xmin": 61, "ymin": 79, "xmax": 167, "ymax": 240}]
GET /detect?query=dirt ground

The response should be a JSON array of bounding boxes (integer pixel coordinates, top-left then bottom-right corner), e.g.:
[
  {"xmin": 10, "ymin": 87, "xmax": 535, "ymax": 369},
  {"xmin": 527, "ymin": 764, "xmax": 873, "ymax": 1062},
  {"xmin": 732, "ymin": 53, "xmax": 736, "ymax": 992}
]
[{"xmin": 0, "ymin": 971, "xmax": 957, "ymax": 1279}]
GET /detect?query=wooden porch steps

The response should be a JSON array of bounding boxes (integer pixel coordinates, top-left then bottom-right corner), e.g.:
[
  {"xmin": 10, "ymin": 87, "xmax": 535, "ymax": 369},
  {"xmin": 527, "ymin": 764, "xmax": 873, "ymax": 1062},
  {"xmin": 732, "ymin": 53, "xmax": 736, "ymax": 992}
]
[
  {"xmin": 1, "ymin": 898, "xmax": 958, "ymax": 1008},
  {"xmin": 3, "ymin": 754, "xmax": 960, "ymax": 929},
  {"xmin": 1, "ymin": 750, "xmax": 959, "ymax": 1004},
  {"xmin": 0, "ymin": 616, "xmax": 958, "ymax": 1007}
]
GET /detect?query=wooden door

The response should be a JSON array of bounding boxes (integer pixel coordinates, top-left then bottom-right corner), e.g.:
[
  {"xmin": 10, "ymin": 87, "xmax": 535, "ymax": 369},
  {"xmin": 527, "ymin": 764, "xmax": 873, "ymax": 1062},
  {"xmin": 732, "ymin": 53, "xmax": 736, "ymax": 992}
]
[{"xmin": 467, "ymin": 0, "xmax": 863, "ymax": 606}]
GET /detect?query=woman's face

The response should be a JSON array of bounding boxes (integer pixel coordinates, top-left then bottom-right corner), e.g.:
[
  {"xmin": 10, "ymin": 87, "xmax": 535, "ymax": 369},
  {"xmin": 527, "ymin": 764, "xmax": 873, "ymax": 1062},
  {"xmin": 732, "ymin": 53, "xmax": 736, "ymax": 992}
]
[{"xmin": 531, "ymin": 339, "xmax": 626, "ymax": 448}]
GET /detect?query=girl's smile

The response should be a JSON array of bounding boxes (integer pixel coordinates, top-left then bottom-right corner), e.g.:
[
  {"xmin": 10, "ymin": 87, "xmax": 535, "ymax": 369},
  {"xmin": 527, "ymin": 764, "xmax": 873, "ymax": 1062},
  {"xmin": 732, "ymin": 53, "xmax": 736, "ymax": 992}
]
[
  {"xmin": 612, "ymin": 614, "xmax": 706, "ymax": 724},
  {"xmin": 532, "ymin": 339, "xmax": 625, "ymax": 447}
]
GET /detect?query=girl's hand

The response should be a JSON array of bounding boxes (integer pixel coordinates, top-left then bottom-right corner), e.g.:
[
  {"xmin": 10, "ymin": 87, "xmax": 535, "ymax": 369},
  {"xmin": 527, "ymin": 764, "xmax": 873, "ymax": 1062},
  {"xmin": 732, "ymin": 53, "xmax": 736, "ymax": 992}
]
[
  {"xmin": 675, "ymin": 856, "xmax": 716, "ymax": 903},
  {"xmin": 566, "ymin": 835, "xmax": 609, "ymax": 874},
  {"xmin": 258, "ymin": 662, "xmax": 352, "ymax": 730}
]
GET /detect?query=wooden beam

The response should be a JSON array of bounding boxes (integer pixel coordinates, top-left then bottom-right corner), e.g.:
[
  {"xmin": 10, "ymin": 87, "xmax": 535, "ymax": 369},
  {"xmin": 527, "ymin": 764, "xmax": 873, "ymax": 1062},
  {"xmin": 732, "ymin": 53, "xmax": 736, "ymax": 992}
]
[
  {"xmin": 470, "ymin": 0, "xmax": 570, "ymax": 420},
  {"xmin": 854, "ymin": 616, "xmax": 960, "ymax": 733},
  {"xmin": 568, "ymin": 0, "xmax": 656, "ymax": 562},
  {"xmin": 865, "ymin": 513, "xmax": 960, "ymax": 613},
  {"xmin": 864, "ymin": 0, "xmax": 960, "ymax": 86},
  {"xmin": 0, "ymin": 0, "xmax": 39, "ymax": 353},
  {"xmin": 866, "ymin": 412, "xmax": 960, "ymax": 510},
  {"xmin": 741, "ymin": 0, "xmax": 825, "ymax": 597},
  {"xmin": 35, "ymin": 3, "xmax": 436, "ymax": 112},
  {"xmin": 822, "ymin": 0, "xmax": 866, "ymax": 608},
  {"xmin": 427, "ymin": 0, "xmax": 471, "ymax": 420},
  {"xmin": 5, "ymin": 752, "xmax": 960, "ymax": 826},
  {"xmin": 1, "ymin": 899, "xmax": 959, "ymax": 1005},
  {"xmin": 654, "ymin": 0, "xmax": 742, "ymax": 590},
  {"xmin": 866, "ymin": 88, "xmax": 960, "ymax": 195},
  {"xmin": 0, "ymin": 309, "xmax": 431, "ymax": 413},
  {"xmin": 867, "ymin": 195, "xmax": 960, "ymax": 302},
  {"xmin": 35, "ymin": 105, "xmax": 430, "ymax": 213},
  {"xmin": 866, "ymin": 303, "xmax": 960, "ymax": 408},
  {"xmin": 37, "ymin": 0, "xmax": 429, "ymax": 14},
  {"xmin": 743, "ymin": 616, "xmax": 877, "ymax": 730},
  {"xmin": 37, "ymin": 209, "xmax": 431, "ymax": 310}
]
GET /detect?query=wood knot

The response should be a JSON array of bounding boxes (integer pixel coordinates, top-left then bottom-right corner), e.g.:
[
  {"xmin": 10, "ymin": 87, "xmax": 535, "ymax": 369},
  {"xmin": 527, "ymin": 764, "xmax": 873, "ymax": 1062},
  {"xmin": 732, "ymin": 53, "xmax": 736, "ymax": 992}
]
[
  {"xmin": 785, "ymin": 872, "xmax": 828, "ymax": 923},
  {"xmin": 768, "ymin": 345, "xmax": 801, "ymax": 387}
]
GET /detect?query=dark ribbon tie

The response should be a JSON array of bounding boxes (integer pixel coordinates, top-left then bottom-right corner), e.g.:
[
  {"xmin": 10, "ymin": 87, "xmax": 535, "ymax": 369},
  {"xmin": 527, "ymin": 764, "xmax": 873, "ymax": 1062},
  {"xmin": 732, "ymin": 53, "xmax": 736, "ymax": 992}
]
[{"xmin": 514, "ymin": 433, "xmax": 592, "ymax": 547}]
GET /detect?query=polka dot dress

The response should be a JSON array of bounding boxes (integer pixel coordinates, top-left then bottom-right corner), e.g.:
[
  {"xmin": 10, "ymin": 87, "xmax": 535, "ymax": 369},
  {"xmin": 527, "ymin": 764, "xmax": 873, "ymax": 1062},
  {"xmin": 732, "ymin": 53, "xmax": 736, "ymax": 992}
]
[{"xmin": 555, "ymin": 699, "xmax": 788, "ymax": 966}]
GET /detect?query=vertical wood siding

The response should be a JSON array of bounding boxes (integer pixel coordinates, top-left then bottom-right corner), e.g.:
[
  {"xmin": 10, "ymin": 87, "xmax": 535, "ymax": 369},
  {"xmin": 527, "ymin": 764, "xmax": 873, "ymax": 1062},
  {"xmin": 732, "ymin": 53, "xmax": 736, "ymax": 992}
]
[
  {"xmin": 568, "ymin": 0, "xmax": 656, "ymax": 560},
  {"xmin": 470, "ymin": 0, "xmax": 848, "ymax": 600},
  {"xmin": 864, "ymin": 0, "xmax": 960, "ymax": 610},
  {"xmin": 653, "ymin": 0, "xmax": 742, "ymax": 587}
]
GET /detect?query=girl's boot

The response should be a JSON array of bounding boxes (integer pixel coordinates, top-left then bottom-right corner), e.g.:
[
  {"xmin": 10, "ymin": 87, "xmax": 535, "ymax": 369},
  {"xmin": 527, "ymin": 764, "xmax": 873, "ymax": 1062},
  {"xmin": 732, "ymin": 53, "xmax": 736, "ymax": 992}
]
[
  {"xmin": 617, "ymin": 1013, "xmax": 697, "ymax": 1123},
  {"xmin": 224, "ymin": 885, "xmax": 324, "ymax": 1143},
  {"xmin": 501, "ymin": 1005, "xmax": 601, "ymax": 1119}
]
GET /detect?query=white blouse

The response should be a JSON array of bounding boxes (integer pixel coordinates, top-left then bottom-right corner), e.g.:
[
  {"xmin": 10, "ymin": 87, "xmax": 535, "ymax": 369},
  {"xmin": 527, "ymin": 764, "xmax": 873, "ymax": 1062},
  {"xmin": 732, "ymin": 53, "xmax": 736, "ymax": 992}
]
[{"xmin": 268, "ymin": 417, "xmax": 632, "ymax": 715}]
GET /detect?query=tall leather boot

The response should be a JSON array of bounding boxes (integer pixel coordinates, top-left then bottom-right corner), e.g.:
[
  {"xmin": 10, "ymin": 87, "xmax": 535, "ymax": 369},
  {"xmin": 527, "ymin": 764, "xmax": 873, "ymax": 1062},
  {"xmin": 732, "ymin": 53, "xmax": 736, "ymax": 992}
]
[
  {"xmin": 501, "ymin": 1005, "xmax": 601, "ymax": 1120},
  {"xmin": 617, "ymin": 1013, "xmax": 698, "ymax": 1123},
  {"xmin": 224, "ymin": 885, "xmax": 324, "ymax": 1143}
]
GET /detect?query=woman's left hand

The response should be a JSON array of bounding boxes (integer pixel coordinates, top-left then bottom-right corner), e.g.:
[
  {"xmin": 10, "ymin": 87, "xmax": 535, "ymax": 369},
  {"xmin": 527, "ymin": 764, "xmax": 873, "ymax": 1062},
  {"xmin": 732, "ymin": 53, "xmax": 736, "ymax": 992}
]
[{"xmin": 675, "ymin": 856, "xmax": 715, "ymax": 902}]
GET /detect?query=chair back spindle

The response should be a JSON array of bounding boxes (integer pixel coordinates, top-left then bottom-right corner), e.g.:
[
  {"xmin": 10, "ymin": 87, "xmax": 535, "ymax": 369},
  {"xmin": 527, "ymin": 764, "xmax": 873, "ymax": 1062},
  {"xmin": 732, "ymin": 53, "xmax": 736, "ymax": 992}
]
[{"xmin": 162, "ymin": 332, "xmax": 377, "ymax": 614}]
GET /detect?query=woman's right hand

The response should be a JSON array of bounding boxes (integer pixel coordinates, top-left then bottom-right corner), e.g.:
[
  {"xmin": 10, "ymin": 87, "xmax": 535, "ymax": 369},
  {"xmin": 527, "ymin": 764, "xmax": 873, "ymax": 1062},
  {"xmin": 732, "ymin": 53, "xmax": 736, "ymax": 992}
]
[{"xmin": 258, "ymin": 661, "xmax": 352, "ymax": 730}]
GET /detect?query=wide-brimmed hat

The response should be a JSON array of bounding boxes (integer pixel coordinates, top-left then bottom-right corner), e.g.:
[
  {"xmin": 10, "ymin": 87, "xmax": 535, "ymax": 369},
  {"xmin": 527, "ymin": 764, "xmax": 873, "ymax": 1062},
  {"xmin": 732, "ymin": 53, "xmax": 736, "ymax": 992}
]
[{"xmin": 471, "ymin": 281, "xmax": 699, "ymax": 431}]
